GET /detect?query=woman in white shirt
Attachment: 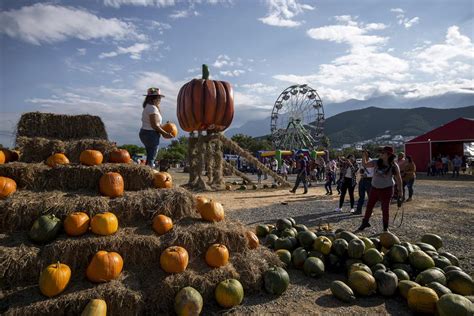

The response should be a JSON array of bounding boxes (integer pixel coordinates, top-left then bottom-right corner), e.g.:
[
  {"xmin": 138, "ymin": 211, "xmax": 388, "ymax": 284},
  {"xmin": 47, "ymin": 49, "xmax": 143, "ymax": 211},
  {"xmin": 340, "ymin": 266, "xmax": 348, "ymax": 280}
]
[{"xmin": 139, "ymin": 87, "xmax": 173, "ymax": 167}]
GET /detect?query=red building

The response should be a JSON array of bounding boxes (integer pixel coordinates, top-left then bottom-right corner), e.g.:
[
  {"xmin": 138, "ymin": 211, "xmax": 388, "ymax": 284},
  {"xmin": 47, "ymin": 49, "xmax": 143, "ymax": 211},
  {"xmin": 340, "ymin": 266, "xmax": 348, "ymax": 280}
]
[{"xmin": 405, "ymin": 118, "xmax": 474, "ymax": 172}]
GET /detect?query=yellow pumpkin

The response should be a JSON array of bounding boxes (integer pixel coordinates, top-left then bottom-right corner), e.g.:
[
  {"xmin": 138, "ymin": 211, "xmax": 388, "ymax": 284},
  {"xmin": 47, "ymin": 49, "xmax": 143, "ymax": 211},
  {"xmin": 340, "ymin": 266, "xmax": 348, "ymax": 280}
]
[
  {"xmin": 152, "ymin": 214, "xmax": 173, "ymax": 235},
  {"xmin": 86, "ymin": 251, "xmax": 123, "ymax": 283},
  {"xmin": 64, "ymin": 212, "xmax": 90, "ymax": 236},
  {"xmin": 205, "ymin": 244, "xmax": 229, "ymax": 268},
  {"xmin": 153, "ymin": 171, "xmax": 172, "ymax": 189},
  {"xmin": 99, "ymin": 172, "xmax": 124, "ymax": 198},
  {"xmin": 39, "ymin": 262, "xmax": 71, "ymax": 297},
  {"xmin": 162, "ymin": 121, "xmax": 178, "ymax": 139},
  {"xmin": 0, "ymin": 176, "xmax": 17, "ymax": 199},
  {"xmin": 91, "ymin": 212, "xmax": 118, "ymax": 236},
  {"xmin": 0, "ymin": 150, "xmax": 4, "ymax": 164},
  {"xmin": 46, "ymin": 153, "xmax": 70, "ymax": 167},
  {"xmin": 195, "ymin": 195, "xmax": 209, "ymax": 214},
  {"xmin": 215, "ymin": 279, "xmax": 244, "ymax": 308},
  {"xmin": 407, "ymin": 286, "xmax": 439, "ymax": 314},
  {"xmin": 245, "ymin": 231, "xmax": 259, "ymax": 249},
  {"xmin": 200, "ymin": 201, "xmax": 225, "ymax": 222},
  {"xmin": 80, "ymin": 150, "xmax": 103, "ymax": 166},
  {"xmin": 81, "ymin": 299, "xmax": 107, "ymax": 316},
  {"xmin": 160, "ymin": 246, "xmax": 189, "ymax": 273}
]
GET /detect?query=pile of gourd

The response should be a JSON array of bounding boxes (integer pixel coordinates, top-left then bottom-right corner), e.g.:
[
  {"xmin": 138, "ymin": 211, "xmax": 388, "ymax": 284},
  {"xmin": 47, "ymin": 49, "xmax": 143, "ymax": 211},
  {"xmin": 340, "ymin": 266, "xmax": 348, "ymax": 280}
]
[{"xmin": 257, "ymin": 218, "xmax": 474, "ymax": 315}]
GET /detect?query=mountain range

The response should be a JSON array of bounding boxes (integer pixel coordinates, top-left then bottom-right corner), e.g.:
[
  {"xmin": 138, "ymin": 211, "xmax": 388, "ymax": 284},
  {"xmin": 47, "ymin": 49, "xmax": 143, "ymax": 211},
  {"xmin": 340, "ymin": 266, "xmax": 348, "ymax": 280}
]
[{"xmin": 225, "ymin": 92, "xmax": 474, "ymax": 139}]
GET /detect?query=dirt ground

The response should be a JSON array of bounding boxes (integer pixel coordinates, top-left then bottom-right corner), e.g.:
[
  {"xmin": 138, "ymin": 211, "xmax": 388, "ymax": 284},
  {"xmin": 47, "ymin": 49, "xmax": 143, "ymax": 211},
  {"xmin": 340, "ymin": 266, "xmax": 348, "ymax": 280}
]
[{"xmin": 171, "ymin": 170, "xmax": 474, "ymax": 315}]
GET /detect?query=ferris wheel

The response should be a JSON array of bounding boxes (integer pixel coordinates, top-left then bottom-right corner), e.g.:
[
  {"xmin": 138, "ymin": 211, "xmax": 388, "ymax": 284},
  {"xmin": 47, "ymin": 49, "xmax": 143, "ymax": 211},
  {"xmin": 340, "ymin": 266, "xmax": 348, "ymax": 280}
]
[{"xmin": 270, "ymin": 84, "xmax": 325, "ymax": 150}]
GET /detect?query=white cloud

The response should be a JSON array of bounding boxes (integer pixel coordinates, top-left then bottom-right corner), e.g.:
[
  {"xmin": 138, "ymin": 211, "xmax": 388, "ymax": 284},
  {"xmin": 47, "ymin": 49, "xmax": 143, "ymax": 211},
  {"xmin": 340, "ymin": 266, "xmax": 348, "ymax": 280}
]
[
  {"xmin": 77, "ymin": 48, "xmax": 87, "ymax": 56},
  {"xmin": 0, "ymin": 3, "xmax": 144, "ymax": 45},
  {"xmin": 104, "ymin": 0, "xmax": 176, "ymax": 8},
  {"xmin": 212, "ymin": 54, "xmax": 243, "ymax": 68},
  {"xmin": 240, "ymin": 83, "xmax": 279, "ymax": 94},
  {"xmin": 169, "ymin": 9, "xmax": 200, "ymax": 19},
  {"xmin": 390, "ymin": 8, "xmax": 419, "ymax": 29},
  {"xmin": 99, "ymin": 43, "xmax": 151, "ymax": 59},
  {"xmin": 149, "ymin": 21, "xmax": 172, "ymax": 34},
  {"xmin": 414, "ymin": 26, "xmax": 473, "ymax": 76},
  {"xmin": 220, "ymin": 69, "xmax": 245, "ymax": 77},
  {"xmin": 259, "ymin": 0, "xmax": 314, "ymax": 28}
]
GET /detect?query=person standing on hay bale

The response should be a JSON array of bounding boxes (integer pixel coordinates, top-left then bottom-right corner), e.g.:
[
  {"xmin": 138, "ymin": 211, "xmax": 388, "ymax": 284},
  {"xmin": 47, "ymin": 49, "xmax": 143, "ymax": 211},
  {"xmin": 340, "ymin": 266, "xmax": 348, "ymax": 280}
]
[
  {"xmin": 139, "ymin": 87, "xmax": 174, "ymax": 167},
  {"xmin": 290, "ymin": 154, "xmax": 308, "ymax": 194}
]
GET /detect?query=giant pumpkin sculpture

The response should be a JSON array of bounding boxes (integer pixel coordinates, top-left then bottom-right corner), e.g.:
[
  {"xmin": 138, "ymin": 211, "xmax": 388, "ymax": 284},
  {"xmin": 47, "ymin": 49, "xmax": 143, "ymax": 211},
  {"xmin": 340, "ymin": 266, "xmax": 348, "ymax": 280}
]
[{"xmin": 177, "ymin": 64, "xmax": 234, "ymax": 132}]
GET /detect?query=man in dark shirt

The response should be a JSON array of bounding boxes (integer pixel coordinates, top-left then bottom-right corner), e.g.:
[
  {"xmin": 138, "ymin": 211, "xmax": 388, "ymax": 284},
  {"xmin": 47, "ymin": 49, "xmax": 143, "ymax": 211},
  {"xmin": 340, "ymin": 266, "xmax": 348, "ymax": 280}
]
[{"xmin": 290, "ymin": 154, "xmax": 308, "ymax": 194}]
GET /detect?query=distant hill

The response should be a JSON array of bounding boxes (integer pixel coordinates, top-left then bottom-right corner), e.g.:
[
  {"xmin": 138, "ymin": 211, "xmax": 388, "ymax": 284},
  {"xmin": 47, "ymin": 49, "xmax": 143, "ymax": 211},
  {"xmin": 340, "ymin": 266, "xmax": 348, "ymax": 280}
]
[
  {"xmin": 225, "ymin": 92, "xmax": 474, "ymax": 138},
  {"xmin": 325, "ymin": 105, "xmax": 474, "ymax": 147}
]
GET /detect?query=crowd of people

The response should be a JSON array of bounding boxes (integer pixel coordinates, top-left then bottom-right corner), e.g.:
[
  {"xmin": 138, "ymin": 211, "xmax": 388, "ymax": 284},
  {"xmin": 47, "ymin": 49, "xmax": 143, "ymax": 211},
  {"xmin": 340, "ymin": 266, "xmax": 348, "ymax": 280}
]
[{"xmin": 427, "ymin": 154, "xmax": 470, "ymax": 177}]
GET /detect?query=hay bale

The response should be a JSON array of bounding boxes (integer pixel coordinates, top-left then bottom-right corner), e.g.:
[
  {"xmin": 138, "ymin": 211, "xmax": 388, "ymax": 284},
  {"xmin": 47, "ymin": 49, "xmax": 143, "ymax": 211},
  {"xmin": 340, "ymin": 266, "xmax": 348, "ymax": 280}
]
[
  {"xmin": 0, "ymin": 188, "xmax": 196, "ymax": 232},
  {"xmin": 3, "ymin": 278, "xmax": 144, "ymax": 316},
  {"xmin": 16, "ymin": 112, "xmax": 108, "ymax": 140},
  {"xmin": 16, "ymin": 137, "xmax": 116, "ymax": 163},
  {"xmin": 0, "ymin": 163, "xmax": 154, "ymax": 192}
]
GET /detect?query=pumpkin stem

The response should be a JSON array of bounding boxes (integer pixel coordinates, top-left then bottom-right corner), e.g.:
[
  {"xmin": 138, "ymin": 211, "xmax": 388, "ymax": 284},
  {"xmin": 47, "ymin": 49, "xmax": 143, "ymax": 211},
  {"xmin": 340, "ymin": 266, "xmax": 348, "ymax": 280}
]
[
  {"xmin": 56, "ymin": 261, "xmax": 60, "ymax": 268},
  {"xmin": 202, "ymin": 64, "xmax": 209, "ymax": 80}
]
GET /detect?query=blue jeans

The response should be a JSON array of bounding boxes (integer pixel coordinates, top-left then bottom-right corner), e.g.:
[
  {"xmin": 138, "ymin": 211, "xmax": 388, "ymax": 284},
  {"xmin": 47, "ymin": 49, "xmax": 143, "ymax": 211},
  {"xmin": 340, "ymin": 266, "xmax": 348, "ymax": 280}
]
[
  {"xmin": 356, "ymin": 177, "xmax": 372, "ymax": 212},
  {"xmin": 403, "ymin": 178, "xmax": 415, "ymax": 199},
  {"xmin": 292, "ymin": 173, "xmax": 308, "ymax": 192},
  {"xmin": 139, "ymin": 129, "xmax": 160, "ymax": 167}
]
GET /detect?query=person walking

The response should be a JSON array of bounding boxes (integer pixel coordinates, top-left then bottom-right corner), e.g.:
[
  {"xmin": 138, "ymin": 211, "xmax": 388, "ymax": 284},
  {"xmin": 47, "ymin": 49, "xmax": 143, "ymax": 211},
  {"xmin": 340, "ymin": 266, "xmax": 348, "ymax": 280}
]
[
  {"xmin": 357, "ymin": 146, "xmax": 403, "ymax": 232},
  {"xmin": 325, "ymin": 166, "xmax": 334, "ymax": 195},
  {"xmin": 139, "ymin": 87, "xmax": 174, "ymax": 167},
  {"xmin": 352, "ymin": 151, "xmax": 374, "ymax": 215},
  {"xmin": 335, "ymin": 155, "xmax": 358, "ymax": 212},
  {"xmin": 281, "ymin": 160, "xmax": 289, "ymax": 181},
  {"xmin": 290, "ymin": 154, "xmax": 308, "ymax": 194},
  {"xmin": 402, "ymin": 155, "xmax": 416, "ymax": 201}
]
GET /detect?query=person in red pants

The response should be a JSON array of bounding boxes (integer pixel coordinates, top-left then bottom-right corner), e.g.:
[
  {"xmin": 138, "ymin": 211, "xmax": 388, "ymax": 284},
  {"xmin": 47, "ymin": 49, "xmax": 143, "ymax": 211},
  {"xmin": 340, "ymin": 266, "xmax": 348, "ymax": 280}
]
[{"xmin": 357, "ymin": 146, "xmax": 403, "ymax": 232}]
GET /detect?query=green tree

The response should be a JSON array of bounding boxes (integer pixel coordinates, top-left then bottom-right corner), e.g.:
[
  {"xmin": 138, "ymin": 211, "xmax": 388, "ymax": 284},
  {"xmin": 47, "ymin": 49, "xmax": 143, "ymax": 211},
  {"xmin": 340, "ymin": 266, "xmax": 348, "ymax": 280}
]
[
  {"xmin": 119, "ymin": 144, "xmax": 145, "ymax": 156},
  {"xmin": 321, "ymin": 135, "xmax": 331, "ymax": 149},
  {"xmin": 156, "ymin": 136, "xmax": 188, "ymax": 163}
]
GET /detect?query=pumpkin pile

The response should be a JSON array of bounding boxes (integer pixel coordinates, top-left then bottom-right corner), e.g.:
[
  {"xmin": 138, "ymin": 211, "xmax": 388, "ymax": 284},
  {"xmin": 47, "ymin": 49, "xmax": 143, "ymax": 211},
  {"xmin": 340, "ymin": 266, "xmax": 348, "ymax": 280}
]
[
  {"xmin": 0, "ymin": 112, "xmax": 282, "ymax": 315},
  {"xmin": 259, "ymin": 217, "xmax": 474, "ymax": 315}
]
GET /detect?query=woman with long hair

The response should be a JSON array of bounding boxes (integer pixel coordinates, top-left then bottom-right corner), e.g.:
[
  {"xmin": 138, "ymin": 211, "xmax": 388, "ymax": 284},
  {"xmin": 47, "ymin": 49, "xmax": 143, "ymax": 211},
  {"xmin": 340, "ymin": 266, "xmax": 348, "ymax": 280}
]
[
  {"xmin": 358, "ymin": 146, "xmax": 403, "ymax": 231},
  {"xmin": 139, "ymin": 87, "xmax": 174, "ymax": 167},
  {"xmin": 335, "ymin": 154, "xmax": 358, "ymax": 212}
]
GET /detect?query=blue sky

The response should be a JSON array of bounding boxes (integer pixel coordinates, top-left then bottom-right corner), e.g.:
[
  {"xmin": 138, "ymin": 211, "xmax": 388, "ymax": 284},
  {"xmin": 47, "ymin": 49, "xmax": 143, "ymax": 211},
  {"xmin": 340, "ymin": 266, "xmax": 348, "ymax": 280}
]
[{"xmin": 1, "ymin": 0, "xmax": 473, "ymax": 146}]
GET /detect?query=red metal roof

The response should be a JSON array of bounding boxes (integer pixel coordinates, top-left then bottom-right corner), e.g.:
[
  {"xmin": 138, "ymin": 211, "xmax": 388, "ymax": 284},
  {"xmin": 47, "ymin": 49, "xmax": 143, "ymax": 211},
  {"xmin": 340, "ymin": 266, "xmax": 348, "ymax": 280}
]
[{"xmin": 407, "ymin": 117, "xmax": 474, "ymax": 143}]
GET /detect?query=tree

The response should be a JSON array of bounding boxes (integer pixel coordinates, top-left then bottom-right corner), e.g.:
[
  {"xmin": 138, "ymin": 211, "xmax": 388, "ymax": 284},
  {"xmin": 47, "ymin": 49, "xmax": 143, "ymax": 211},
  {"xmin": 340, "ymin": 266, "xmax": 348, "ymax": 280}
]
[
  {"xmin": 118, "ymin": 144, "xmax": 145, "ymax": 156},
  {"xmin": 321, "ymin": 135, "xmax": 331, "ymax": 149},
  {"xmin": 156, "ymin": 136, "xmax": 188, "ymax": 163},
  {"xmin": 230, "ymin": 134, "xmax": 273, "ymax": 154}
]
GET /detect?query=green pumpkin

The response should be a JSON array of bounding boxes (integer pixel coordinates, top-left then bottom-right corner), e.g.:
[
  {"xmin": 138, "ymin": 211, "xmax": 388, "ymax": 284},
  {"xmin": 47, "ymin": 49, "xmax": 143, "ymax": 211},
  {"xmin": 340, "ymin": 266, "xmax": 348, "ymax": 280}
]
[
  {"xmin": 264, "ymin": 267, "xmax": 290, "ymax": 295},
  {"xmin": 174, "ymin": 287, "xmax": 203, "ymax": 316},
  {"xmin": 330, "ymin": 280, "xmax": 355, "ymax": 303},
  {"xmin": 339, "ymin": 231, "xmax": 359, "ymax": 243},
  {"xmin": 348, "ymin": 263, "xmax": 372, "ymax": 277},
  {"xmin": 29, "ymin": 214, "xmax": 62, "ymax": 243},
  {"xmin": 433, "ymin": 255, "xmax": 452, "ymax": 269},
  {"xmin": 409, "ymin": 250, "xmax": 435, "ymax": 271},
  {"xmin": 292, "ymin": 247, "xmax": 308, "ymax": 269},
  {"xmin": 274, "ymin": 238, "xmax": 294, "ymax": 251},
  {"xmin": 359, "ymin": 237, "xmax": 375, "ymax": 251},
  {"xmin": 393, "ymin": 269, "xmax": 410, "ymax": 281},
  {"xmin": 374, "ymin": 270, "xmax": 398, "ymax": 296},
  {"xmin": 392, "ymin": 263, "xmax": 414, "ymax": 277},
  {"xmin": 297, "ymin": 231, "xmax": 317, "ymax": 249},
  {"xmin": 446, "ymin": 270, "xmax": 474, "ymax": 296},
  {"xmin": 348, "ymin": 239, "xmax": 365, "ymax": 259},
  {"xmin": 308, "ymin": 250, "xmax": 325, "ymax": 263},
  {"xmin": 371, "ymin": 263, "xmax": 386, "ymax": 274},
  {"xmin": 303, "ymin": 257, "xmax": 325, "ymax": 278},
  {"xmin": 427, "ymin": 282, "xmax": 452, "ymax": 298},
  {"xmin": 398, "ymin": 280, "xmax": 420, "ymax": 299},
  {"xmin": 389, "ymin": 245, "xmax": 409, "ymax": 263},
  {"xmin": 436, "ymin": 293, "xmax": 474, "ymax": 316},
  {"xmin": 421, "ymin": 233, "xmax": 443, "ymax": 250},
  {"xmin": 439, "ymin": 252, "xmax": 459, "ymax": 266},
  {"xmin": 332, "ymin": 238, "xmax": 349, "ymax": 258},
  {"xmin": 276, "ymin": 218, "xmax": 293, "ymax": 231},
  {"xmin": 415, "ymin": 242, "xmax": 438, "ymax": 253},
  {"xmin": 416, "ymin": 268, "xmax": 447, "ymax": 286},
  {"xmin": 265, "ymin": 234, "xmax": 279, "ymax": 248},
  {"xmin": 444, "ymin": 266, "xmax": 462, "ymax": 273},
  {"xmin": 275, "ymin": 249, "xmax": 292, "ymax": 267},
  {"xmin": 363, "ymin": 248, "xmax": 383, "ymax": 266},
  {"xmin": 313, "ymin": 236, "xmax": 332, "ymax": 255},
  {"xmin": 281, "ymin": 228, "xmax": 296, "ymax": 238},
  {"xmin": 294, "ymin": 224, "xmax": 308, "ymax": 232},
  {"xmin": 215, "ymin": 279, "xmax": 244, "ymax": 308},
  {"xmin": 256, "ymin": 224, "xmax": 270, "ymax": 237},
  {"xmin": 287, "ymin": 217, "xmax": 296, "ymax": 226}
]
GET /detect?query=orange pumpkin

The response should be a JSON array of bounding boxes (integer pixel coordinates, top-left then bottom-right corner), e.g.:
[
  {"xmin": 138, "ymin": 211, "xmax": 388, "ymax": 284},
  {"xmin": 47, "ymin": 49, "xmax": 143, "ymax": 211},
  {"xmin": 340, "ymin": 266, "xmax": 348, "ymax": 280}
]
[
  {"xmin": 245, "ymin": 231, "xmax": 259, "ymax": 249},
  {"xmin": 160, "ymin": 246, "xmax": 189, "ymax": 273},
  {"xmin": 80, "ymin": 150, "xmax": 103, "ymax": 166},
  {"xmin": 109, "ymin": 149, "xmax": 131, "ymax": 163},
  {"xmin": 99, "ymin": 172, "xmax": 124, "ymax": 197},
  {"xmin": 152, "ymin": 214, "xmax": 173, "ymax": 235},
  {"xmin": 86, "ymin": 250, "xmax": 123, "ymax": 283},
  {"xmin": 64, "ymin": 212, "xmax": 90, "ymax": 236},
  {"xmin": 205, "ymin": 244, "xmax": 229, "ymax": 268},
  {"xmin": 162, "ymin": 122, "xmax": 178, "ymax": 139},
  {"xmin": 200, "ymin": 201, "xmax": 225, "ymax": 222},
  {"xmin": 39, "ymin": 262, "xmax": 71, "ymax": 297},
  {"xmin": 0, "ymin": 176, "xmax": 17, "ymax": 199},
  {"xmin": 196, "ymin": 195, "xmax": 209, "ymax": 214},
  {"xmin": 0, "ymin": 150, "xmax": 5, "ymax": 164},
  {"xmin": 46, "ymin": 153, "xmax": 70, "ymax": 167},
  {"xmin": 153, "ymin": 171, "xmax": 172, "ymax": 189},
  {"xmin": 91, "ymin": 212, "xmax": 118, "ymax": 236},
  {"xmin": 177, "ymin": 64, "xmax": 234, "ymax": 132}
]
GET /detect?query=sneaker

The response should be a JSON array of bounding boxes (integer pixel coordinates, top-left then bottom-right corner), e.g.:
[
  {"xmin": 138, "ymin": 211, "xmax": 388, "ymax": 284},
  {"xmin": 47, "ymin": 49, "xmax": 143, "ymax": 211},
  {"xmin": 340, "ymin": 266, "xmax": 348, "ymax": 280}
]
[
  {"xmin": 303, "ymin": 190, "xmax": 308, "ymax": 194},
  {"xmin": 289, "ymin": 190, "xmax": 296, "ymax": 194},
  {"xmin": 351, "ymin": 209, "xmax": 362, "ymax": 215},
  {"xmin": 357, "ymin": 221, "xmax": 371, "ymax": 231},
  {"xmin": 329, "ymin": 192, "xmax": 333, "ymax": 195},
  {"xmin": 406, "ymin": 197, "xmax": 412, "ymax": 202},
  {"xmin": 325, "ymin": 192, "xmax": 329, "ymax": 195},
  {"xmin": 335, "ymin": 207, "xmax": 342, "ymax": 212},
  {"xmin": 350, "ymin": 208, "xmax": 355, "ymax": 213}
]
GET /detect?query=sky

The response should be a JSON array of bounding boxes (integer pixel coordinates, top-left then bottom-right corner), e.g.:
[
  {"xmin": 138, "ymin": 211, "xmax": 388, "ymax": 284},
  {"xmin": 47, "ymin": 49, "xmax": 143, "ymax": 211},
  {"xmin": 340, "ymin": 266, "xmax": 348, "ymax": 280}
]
[{"xmin": 0, "ymin": 0, "xmax": 473, "ymax": 146}]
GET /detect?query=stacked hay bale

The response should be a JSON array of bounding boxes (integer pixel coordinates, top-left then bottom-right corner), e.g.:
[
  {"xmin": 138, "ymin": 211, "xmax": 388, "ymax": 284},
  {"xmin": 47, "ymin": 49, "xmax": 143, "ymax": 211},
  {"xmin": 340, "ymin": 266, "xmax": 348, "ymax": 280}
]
[{"xmin": 0, "ymin": 112, "xmax": 280, "ymax": 315}]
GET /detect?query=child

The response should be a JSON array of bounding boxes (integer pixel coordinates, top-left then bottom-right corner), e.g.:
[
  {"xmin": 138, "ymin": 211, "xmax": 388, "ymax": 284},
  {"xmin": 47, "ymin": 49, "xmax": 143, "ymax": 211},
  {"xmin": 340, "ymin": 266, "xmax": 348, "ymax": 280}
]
[
  {"xmin": 257, "ymin": 168, "xmax": 263, "ymax": 184},
  {"xmin": 325, "ymin": 168, "xmax": 334, "ymax": 195}
]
